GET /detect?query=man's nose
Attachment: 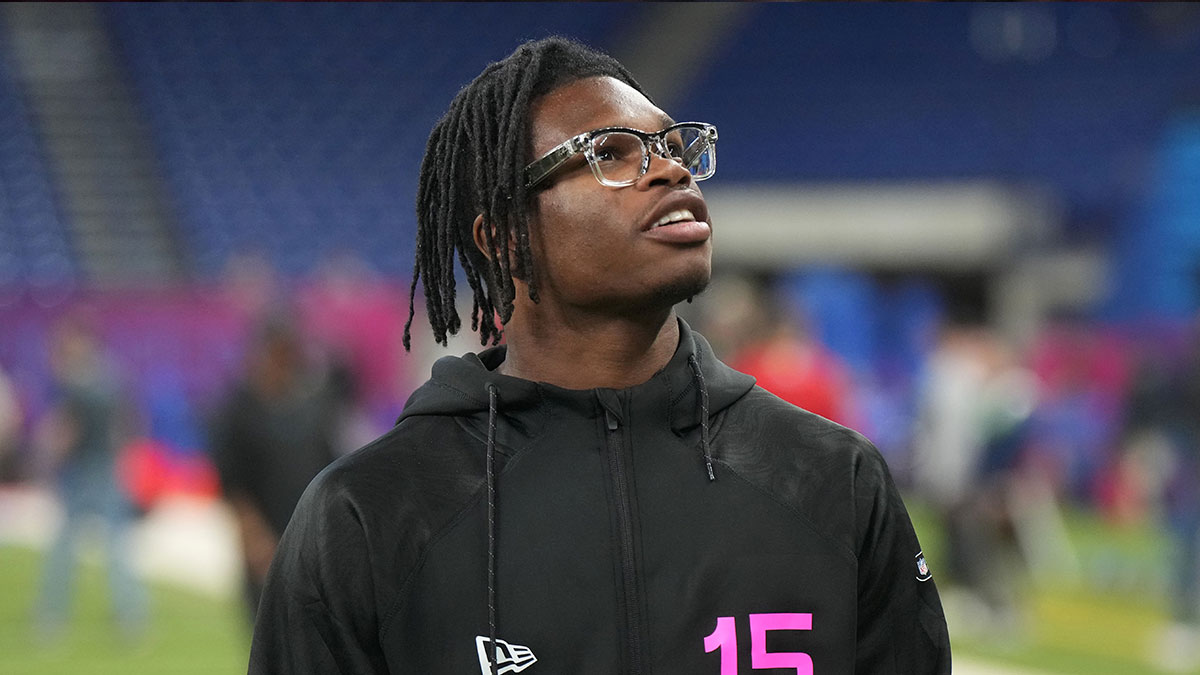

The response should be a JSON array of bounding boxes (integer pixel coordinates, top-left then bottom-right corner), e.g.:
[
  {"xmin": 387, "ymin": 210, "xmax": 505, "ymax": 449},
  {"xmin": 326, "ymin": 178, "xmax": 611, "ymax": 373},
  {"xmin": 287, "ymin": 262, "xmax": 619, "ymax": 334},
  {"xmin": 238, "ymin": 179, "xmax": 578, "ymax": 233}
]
[{"xmin": 643, "ymin": 142, "xmax": 692, "ymax": 186}]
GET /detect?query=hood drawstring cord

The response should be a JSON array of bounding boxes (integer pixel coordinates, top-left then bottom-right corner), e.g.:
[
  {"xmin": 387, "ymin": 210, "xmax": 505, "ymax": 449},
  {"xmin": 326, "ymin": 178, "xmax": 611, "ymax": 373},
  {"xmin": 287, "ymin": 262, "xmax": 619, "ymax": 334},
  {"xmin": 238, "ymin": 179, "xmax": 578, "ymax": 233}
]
[
  {"xmin": 688, "ymin": 355, "xmax": 716, "ymax": 481},
  {"xmin": 485, "ymin": 383, "xmax": 499, "ymax": 675}
]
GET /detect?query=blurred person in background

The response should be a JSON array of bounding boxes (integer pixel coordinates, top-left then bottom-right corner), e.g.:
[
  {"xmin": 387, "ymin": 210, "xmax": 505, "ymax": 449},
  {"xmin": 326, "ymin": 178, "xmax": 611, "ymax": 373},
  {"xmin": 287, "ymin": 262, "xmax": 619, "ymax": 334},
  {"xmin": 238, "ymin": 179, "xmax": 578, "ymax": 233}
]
[
  {"xmin": 685, "ymin": 272, "xmax": 763, "ymax": 359},
  {"xmin": 210, "ymin": 314, "xmax": 340, "ymax": 623},
  {"xmin": 911, "ymin": 321, "xmax": 1037, "ymax": 639},
  {"xmin": 249, "ymin": 37, "xmax": 949, "ymax": 673},
  {"xmin": 1029, "ymin": 321, "xmax": 1125, "ymax": 505},
  {"xmin": 32, "ymin": 312, "xmax": 145, "ymax": 642},
  {"xmin": 728, "ymin": 287, "xmax": 855, "ymax": 427},
  {"xmin": 0, "ymin": 362, "xmax": 21, "ymax": 481},
  {"xmin": 1128, "ymin": 321, "xmax": 1200, "ymax": 671}
]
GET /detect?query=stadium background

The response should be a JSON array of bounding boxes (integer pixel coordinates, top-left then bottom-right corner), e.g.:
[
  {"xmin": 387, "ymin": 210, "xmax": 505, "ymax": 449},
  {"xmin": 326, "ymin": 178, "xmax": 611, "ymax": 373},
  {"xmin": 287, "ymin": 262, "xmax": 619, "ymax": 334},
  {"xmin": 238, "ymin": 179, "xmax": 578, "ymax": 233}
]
[{"xmin": 1, "ymin": 3, "xmax": 1199, "ymax": 674}]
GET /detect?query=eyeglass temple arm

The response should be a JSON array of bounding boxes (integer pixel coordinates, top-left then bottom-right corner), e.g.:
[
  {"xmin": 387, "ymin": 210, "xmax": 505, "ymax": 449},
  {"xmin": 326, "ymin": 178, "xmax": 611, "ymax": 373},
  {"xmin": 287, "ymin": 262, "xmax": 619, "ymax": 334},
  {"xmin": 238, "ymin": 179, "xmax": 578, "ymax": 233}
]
[
  {"xmin": 524, "ymin": 135, "xmax": 587, "ymax": 188},
  {"xmin": 676, "ymin": 126, "xmax": 718, "ymax": 167}
]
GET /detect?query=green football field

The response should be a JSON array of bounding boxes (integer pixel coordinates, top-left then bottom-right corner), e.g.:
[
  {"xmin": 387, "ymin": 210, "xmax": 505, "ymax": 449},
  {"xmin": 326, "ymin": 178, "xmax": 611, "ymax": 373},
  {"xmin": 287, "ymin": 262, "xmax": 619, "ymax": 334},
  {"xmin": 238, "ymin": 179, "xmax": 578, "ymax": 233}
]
[
  {"xmin": 0, "ymin": 504, "xmax": 1191, "ymax": 674},
  {"xmin": 911, "ymin": 501, "xmax": 1186, "ymax": 675},
  {"xmin": 0, "ymin": 544, "xmax": 248, "ymax": 674}
]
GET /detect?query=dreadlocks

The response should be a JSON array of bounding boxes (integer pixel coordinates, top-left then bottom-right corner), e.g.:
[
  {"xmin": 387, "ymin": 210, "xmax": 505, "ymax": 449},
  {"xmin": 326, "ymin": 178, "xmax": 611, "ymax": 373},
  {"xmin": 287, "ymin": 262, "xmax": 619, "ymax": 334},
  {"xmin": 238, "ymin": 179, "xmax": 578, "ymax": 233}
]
[{"xmin": 403, "ymin": 37, "xmax": 649, "ymax": 350}]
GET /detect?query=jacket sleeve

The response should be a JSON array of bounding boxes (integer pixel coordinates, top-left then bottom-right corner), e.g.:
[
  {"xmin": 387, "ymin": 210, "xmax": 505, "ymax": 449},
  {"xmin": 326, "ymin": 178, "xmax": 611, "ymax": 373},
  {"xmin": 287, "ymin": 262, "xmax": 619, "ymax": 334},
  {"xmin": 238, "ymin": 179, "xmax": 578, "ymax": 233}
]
[
  {"xmin": 853, "ymin": 443, "xmax": 951, "ymax": 674},
  {"xmin": 248, "ymin": 468, "xmax": 390, "ymax": 674}
]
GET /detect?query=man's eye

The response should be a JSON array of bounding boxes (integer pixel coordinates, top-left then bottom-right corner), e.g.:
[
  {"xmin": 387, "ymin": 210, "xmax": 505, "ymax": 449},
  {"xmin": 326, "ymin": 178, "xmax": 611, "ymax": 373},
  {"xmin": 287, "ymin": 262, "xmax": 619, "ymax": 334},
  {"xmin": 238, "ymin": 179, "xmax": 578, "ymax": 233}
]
[{"xmin": 594, "ymin": 145, "xmax": 629, "ymax": 163}]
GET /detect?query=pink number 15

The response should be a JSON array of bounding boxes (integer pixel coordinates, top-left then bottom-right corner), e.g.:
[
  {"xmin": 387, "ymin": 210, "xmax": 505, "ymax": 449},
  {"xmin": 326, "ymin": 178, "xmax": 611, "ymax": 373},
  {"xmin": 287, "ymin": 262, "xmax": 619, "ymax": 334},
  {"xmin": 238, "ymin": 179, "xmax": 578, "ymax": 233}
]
[{"xmin": 703, "ymin": 613, "xmax": 813, "ymax": 675}]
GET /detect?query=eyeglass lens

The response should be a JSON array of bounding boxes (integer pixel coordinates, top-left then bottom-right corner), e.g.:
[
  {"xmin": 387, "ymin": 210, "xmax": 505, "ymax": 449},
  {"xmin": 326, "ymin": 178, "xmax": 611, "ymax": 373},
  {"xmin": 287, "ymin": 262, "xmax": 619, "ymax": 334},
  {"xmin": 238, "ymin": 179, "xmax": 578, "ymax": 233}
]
[{"xmin": 589, "ymin": 126, "xmax": 714, "ymax": 184}]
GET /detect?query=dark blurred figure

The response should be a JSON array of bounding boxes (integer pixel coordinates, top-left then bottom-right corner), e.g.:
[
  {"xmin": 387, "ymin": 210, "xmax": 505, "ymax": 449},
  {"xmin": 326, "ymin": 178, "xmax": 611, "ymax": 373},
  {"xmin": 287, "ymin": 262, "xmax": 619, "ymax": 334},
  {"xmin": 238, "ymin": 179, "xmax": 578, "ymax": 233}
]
[
  {"xmin": 1133, "ymin": 322, "xmax": 1200, "ymax": 670},
  {"xmin": 0, "ymin": 361, "xmax": 20, "ymax": 481},
  {"xmin": 211, "ymin": 315, "xmax": 339, "ymax": 623},
  {"xmin": 33, "ymin": 313, "xmax": 145, "ymax": 641}
]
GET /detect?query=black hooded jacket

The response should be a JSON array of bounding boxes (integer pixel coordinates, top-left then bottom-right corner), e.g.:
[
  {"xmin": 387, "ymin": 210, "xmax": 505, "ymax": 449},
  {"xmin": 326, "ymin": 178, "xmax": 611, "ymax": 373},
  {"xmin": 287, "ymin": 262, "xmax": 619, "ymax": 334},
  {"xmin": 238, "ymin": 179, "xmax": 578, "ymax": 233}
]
[{"xmin": 249, "ymin": 320, "xmax": 950, "ymax": 674}]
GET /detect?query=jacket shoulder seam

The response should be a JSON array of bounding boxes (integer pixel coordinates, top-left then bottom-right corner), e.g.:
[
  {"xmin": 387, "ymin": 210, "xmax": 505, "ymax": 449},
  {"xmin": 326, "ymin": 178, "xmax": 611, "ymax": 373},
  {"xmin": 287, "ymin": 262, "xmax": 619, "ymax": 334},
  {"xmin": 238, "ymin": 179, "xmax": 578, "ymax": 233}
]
[
  {"xmin": 708, "ymin": 396, "xmax": 863, "ymax": 566},
  {"xmin": 716, "ymin": 461, "xmax": 857, "ymax": 564},
  {"xmin": 377, "ymin": 484, "xmax": 489, "ymax": 640}
]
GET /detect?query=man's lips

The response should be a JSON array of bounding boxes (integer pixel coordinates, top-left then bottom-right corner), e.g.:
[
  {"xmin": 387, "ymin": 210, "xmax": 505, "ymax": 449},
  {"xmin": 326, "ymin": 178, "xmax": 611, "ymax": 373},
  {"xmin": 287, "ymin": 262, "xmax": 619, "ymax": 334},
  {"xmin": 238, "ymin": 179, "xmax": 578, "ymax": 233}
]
[
  {"xmin": 641, "ymin": 191, "xmax": 709, "ymax": 231},
  {"xmin": 640, "ymin": 193, "xmax": 711, "ymax": 244},
  {"xmin": 641, "ymin": 212, "xmax": 711, "ymax": 244},
  {"xmin": 649, "ymin": 208, "xmax": 698, "ymax": 229}
]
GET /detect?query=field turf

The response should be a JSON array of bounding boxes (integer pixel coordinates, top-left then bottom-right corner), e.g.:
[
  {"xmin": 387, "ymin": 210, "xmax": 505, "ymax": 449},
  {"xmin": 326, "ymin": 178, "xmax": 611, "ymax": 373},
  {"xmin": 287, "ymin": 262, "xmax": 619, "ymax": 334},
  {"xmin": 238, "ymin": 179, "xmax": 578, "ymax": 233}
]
[{"xmin": 0, "ymin": 503, "xmax": 1189, "ymax": 674}]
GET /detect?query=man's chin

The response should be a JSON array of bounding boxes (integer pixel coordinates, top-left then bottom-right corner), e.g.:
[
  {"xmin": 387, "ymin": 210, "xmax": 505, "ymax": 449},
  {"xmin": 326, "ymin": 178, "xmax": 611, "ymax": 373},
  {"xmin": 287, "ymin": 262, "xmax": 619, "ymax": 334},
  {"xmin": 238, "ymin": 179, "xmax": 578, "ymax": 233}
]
[
  {"xmin": 576, "ymin": 264, "xmax": 712, "ymax": 316},
  {"xmin": 655, "ymin": 268, "xmax": 712, "ymax": 308}
]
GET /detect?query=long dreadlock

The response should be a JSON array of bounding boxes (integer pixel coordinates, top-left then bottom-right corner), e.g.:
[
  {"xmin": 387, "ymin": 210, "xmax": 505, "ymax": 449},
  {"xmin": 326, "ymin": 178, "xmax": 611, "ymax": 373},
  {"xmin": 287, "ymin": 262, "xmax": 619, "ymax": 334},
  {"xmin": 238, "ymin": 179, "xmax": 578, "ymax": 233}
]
[{"xmin": 403, "ymin": 37, "xmax": 649, "ymax": 350}]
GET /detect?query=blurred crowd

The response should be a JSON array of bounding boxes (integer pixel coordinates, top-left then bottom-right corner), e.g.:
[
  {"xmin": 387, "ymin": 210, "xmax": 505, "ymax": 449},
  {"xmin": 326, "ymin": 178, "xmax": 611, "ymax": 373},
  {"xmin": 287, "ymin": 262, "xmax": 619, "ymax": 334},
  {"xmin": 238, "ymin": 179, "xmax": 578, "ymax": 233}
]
[
  {"xmin": 688, "ymin": 272, "xmax": 1200, "ymax": 664},
  {"xmin": 1, "ymin": 261, "xmax": 1199, "ymax": 664},
  {"xmin": 0, "ymin": 253, "xmax": 404, "ymax": 640}
]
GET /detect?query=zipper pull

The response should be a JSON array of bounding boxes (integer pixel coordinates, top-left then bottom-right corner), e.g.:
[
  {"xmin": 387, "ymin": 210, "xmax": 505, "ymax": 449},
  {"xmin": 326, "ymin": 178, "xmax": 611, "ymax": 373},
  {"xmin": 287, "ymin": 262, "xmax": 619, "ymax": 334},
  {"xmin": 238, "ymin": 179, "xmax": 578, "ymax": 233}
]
[{"xmin": 605, "ymin": 408, "xmax": 619, "ymax": 431}]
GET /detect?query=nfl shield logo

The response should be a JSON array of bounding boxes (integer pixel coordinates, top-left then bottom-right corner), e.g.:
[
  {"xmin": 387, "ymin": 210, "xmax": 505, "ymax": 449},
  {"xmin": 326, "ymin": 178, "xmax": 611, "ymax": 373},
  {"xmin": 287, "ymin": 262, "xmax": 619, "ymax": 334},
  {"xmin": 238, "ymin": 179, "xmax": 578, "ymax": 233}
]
[{"xmin": 915, "ymin": 552, "xmax": 932, "ymax": 582}]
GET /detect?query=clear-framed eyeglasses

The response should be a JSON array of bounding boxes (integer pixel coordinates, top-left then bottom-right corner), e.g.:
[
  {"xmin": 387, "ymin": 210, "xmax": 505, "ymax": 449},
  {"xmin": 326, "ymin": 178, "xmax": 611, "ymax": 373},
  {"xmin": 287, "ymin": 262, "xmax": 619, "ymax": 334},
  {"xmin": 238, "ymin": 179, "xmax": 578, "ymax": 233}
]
[{"xmin": 524, "ymin": 122, "xmax": 718, "ymax": 189}]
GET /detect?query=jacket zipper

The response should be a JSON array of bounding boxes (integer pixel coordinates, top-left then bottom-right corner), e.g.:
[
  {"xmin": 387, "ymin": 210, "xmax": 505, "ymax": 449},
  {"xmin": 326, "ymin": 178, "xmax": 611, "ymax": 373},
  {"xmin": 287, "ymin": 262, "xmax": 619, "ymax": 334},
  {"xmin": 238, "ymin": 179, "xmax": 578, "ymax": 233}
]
[{"xmin": 605, "ymin": 404, "xmax": 644, "ymax": 674}]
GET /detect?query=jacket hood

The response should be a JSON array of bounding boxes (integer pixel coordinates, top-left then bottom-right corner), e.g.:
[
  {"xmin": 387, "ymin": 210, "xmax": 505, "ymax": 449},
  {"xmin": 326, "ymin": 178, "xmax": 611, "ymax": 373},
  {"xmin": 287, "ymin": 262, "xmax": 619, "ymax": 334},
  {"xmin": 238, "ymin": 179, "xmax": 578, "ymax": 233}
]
[{"xmin": 398, "ymin": 318, "xmax": 755, "ymax": 437}]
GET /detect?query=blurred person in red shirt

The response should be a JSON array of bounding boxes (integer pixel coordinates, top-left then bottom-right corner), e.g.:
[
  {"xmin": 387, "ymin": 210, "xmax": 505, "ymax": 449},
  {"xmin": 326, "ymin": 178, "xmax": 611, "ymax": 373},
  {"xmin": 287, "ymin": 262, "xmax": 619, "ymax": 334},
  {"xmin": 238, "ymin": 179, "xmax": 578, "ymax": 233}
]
[{"xmin": 729, "ymin": 293, "xmax": 854, "ymax": 426}]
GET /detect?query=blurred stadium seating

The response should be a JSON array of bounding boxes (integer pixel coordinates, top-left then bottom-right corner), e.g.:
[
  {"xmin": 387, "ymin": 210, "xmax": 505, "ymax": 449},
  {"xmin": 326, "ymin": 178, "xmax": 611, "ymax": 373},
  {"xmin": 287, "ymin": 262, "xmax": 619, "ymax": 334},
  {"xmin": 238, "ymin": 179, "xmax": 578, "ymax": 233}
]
[
  {"xmin": 104, "ymin": 3, "xmax": 640, "ymax": 278},
  {"xmin": 0, "ymin": 43, "xmax": 77, "ymax": 292},
  {"xmin": 90, "ymin": 5, "xmax": 1200, "ymax": 318}
]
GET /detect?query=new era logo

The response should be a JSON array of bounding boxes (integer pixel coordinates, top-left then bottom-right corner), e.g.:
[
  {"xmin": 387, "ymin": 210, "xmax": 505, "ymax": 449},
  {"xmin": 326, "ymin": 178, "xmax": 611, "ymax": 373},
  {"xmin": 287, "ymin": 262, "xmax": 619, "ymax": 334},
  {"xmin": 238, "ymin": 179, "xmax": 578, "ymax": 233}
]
[{"xmin": 476, "ymin": 636, "xmax": 538, "ymax": 674}]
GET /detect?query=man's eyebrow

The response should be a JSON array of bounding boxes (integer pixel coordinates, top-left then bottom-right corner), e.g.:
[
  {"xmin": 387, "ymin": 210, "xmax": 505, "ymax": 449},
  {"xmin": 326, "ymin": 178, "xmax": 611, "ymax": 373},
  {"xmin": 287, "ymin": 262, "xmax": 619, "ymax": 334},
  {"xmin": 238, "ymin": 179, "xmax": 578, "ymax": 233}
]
[{"xmin": 659, "ymin": 114, "xmax": 677, "ymax": 128}]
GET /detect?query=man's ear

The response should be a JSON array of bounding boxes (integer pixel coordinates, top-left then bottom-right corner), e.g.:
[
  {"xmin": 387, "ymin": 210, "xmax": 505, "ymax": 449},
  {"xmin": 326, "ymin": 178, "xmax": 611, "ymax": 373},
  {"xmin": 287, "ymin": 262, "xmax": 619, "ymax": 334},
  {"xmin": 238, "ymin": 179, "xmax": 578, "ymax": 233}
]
[
  {"xmin": 473, "ymin": 213, "xmax": 532, "ymax": 282},
  {"xmin": 471, "ymin": 213, "xmax": 491, "ymax": 259},
  {"xmin": 473, "ymin": 214, "xmax": 524, "ymax": 260}
]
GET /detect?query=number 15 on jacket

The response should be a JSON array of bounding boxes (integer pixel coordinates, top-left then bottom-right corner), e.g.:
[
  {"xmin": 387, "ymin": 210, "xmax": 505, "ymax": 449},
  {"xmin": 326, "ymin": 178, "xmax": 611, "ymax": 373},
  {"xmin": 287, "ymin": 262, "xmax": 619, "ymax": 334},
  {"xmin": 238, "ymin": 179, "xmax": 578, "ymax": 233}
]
[{"xmin": 705, "ymin": 613, "xmax": 814, "ymax": 675}]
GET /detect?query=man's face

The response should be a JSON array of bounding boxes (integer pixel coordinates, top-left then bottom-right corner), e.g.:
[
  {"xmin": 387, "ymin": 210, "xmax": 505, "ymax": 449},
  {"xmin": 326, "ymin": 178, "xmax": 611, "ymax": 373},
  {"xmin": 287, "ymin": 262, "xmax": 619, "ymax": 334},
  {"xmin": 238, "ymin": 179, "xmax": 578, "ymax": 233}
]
[{"xmin": 521, "ymin": 76, "xmax": 712, "ymax": 317}]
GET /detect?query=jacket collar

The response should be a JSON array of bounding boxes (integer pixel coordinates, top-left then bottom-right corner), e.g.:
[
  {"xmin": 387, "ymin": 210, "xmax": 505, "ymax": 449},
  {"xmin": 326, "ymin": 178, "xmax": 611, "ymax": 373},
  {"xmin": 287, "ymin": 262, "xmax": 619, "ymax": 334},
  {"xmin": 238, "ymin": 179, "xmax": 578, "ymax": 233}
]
[{"xmin": 399, "ymin": 318, "xmax": 756, "ymax": 439}]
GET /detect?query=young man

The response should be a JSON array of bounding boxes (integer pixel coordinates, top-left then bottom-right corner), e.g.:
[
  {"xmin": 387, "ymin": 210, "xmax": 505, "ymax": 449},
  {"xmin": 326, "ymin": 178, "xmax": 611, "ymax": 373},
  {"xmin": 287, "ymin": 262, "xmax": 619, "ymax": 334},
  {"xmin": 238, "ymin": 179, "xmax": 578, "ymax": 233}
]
[{"xmin": 250, "ymin": 37, "xmax": 950, "ymax": 674}]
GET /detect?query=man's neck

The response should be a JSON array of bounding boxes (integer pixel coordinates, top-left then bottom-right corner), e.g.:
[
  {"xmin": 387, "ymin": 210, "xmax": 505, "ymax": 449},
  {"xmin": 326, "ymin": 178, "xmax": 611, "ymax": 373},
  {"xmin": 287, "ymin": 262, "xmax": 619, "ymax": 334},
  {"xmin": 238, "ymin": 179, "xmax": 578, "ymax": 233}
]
[{"xmin": 498, "ymin": 308, "xmax": 680, "ymax": 390}]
